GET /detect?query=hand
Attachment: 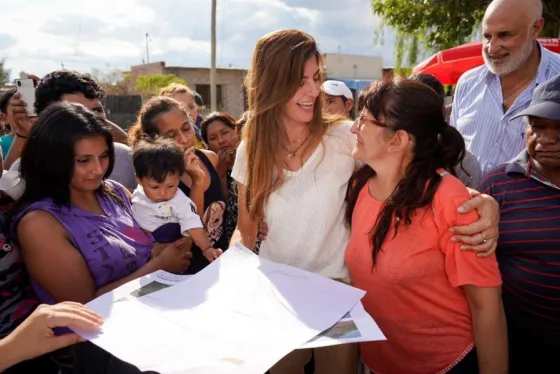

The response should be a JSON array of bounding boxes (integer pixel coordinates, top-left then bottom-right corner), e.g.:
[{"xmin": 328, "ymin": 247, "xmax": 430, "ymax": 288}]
[
  {"xmin": 10, "ymin": 93, "xmax": 37, "ymax": 137},
  {"xmin": 203, "ymin": 247, "xmax": 223, "ymax": 262},
  {"xmin": 2, "ymin": 302, "xmax": 102, "ymax": 366},
  {"xmin": 152, "ymin": 238, "xmax": 192, "ymax": 274},
  {"xmin": 150, "ymin": 242, "xmax": 166, "ymax": 258},
  {"xmin": 184, "ymin": 146, "xmax": 210, "ymax": 191},
  {"xmin": 151, "ymin": 238, "xmax": 193, "ymax": 259},
  {"xmin": 450, "ymin": 193, "xmax": 499, "ymax": 257},
  {"xmin": 257, "ymin": 220, "xmax": 268, "ymax": 242},
  {"xmin": 216, "ymin": 148, "xmax": 236, "ymax": 177}
]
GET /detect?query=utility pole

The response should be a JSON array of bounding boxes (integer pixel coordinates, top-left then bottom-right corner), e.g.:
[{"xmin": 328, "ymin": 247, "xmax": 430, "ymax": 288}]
[
  {"xmin": 145, "ymin": 33, "xmax": 150, "ymax": 64},
  {"xmin": 210, "ymin": 0, "xmax": 217, "ymax": 111}
]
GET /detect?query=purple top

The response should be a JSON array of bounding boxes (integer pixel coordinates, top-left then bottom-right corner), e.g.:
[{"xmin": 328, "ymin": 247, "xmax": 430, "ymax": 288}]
[{"xmin": 12, "ymin": 180, "xmax": 153, "ymax": 304}]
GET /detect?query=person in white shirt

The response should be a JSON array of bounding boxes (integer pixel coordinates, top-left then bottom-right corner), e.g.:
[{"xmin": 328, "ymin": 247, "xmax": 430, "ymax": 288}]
[
  {"xmin": 321, "ymin": 80, "xmax": 354, "ymax": 119},
  {"xmin": 132, "ymin": 138, "xmax": 222, "ymax": 263},
  {"xmin": 451, "ymin": 0, "xmax": 560, "ymax": 174},
  {"xmin": 232, "ymin": 29, "xmax": 502, "ymax": 374}
]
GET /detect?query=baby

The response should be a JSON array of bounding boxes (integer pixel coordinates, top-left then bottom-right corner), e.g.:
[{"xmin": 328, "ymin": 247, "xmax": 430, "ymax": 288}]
[{"xmin": 131, "ymin": 137, "xmax": 223, "ymax": 263}]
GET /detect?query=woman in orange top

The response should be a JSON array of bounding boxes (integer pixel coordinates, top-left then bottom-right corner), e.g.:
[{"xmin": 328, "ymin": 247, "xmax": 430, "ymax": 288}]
[{"xmin": 345, "ymin": 79, "xmax": 508, "ymax": 374}]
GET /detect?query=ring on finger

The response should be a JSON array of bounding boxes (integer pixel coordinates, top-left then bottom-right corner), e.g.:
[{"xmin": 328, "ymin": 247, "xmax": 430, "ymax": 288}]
[{"xmin": 480, "ymin": 231, "xmax": 488, "ymax": 245}]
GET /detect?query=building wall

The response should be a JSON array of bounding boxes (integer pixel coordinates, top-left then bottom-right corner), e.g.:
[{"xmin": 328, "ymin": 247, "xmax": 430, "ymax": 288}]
[
  {"xmin": 164, "ymin": 66, "xmax": 247, "ymax": 118},
  {"xmin": 323, "ymin": 54, "xmax": 383, "ymax": 80}
]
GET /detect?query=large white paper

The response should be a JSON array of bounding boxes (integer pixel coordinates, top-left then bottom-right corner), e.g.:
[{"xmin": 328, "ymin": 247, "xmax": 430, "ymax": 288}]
[
  {"xmin": 301, "ymin": 301, "xmax": 386, "ymax": 348},
  {"xmin": 75, "ymin": 244, "xmax": 365, "ymax": 374}
]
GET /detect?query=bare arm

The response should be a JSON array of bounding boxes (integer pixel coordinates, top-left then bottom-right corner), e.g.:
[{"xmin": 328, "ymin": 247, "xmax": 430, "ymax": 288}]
[
  {"xmin": 106, "ymin": 120, "xmax": 128, "ymax": 144},
  {"xmin": 464, "ymin": 285, "xmax": 508, "ymax": 374},
  {"xmin": 0, "ymin": 302, "xmax": 102, "ymax": 371},
  {"xmin": 187, "ymin": 227, "xmax": 213, "ymax": 251},
  {"xmin": 234, "ymin": 183, "xmax": 259, "ymax": 249},
  {"xmin": 3, "ymin": 134, "xmax": 25, "ymax": 170},
  {"xmin": 18, "ymin": 211, "xmax": 170, "ymax": 303}
]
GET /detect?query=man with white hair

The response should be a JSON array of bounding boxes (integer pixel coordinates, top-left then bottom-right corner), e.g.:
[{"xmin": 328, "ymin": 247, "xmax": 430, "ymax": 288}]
[{"xmin": 451, "ymin": 0, "xmax": 560, "ymax": 175}]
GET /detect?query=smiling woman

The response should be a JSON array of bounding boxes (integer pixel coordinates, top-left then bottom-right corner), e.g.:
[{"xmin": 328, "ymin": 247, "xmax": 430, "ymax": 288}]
[
  {"xmin": 232, "ymin": 29, "xmax": 359, "ymax": 374},
  {"xmin": 10, "ymin": 102, "xmax": 190, "ymax": 373}
]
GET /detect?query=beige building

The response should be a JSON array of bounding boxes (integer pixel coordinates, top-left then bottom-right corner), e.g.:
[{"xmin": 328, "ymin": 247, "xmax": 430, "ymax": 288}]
[{"xmin": 130, "ymin": 62, "xmax": 248, "ymax": 118}]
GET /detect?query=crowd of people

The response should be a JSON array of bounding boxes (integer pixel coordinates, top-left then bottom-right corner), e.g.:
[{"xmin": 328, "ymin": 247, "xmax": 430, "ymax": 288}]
[{"xmin": 0, "ymin": 0, "xmax": 558, "ymax": 373}]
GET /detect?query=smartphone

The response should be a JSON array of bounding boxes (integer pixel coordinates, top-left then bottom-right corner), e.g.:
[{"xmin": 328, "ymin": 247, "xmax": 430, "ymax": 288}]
[{"xmin": 14, "ymin": 78, "xmax": 37, "ymax": 117}]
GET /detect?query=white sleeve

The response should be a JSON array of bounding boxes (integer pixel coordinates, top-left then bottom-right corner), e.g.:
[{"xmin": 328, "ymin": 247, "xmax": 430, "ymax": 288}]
[
  {"xmin": 9, "ymin": 158, "xmax": 20, "ymax": 172},
  {"xmin": 172, "ymin": 191, "xmax": 204, "ymax": 233},
  {"xmin": 231, "ymin": 140, "xmax": 248, "ymax": 186}
]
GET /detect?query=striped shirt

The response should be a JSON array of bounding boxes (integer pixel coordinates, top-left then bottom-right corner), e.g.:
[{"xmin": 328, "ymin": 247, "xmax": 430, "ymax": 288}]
[
  {"xmin": 478, "ymin": 151, "xmax": 560, "ymax": 340},
  {"xmin": 451, "ymin": 43, "xmax": 560, "ymax": 175}
]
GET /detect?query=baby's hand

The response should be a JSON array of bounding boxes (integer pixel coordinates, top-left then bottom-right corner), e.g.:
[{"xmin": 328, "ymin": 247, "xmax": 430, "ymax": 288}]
[{"xmin": 203, "ymin": 247, "xmax": 223, "ymax": 262}]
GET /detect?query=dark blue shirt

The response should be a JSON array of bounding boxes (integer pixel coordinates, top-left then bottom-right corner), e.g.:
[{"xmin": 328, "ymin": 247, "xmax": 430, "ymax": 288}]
[{"xmin": 479, "ymin": 151, "xmax": 560, "ymax": 340}]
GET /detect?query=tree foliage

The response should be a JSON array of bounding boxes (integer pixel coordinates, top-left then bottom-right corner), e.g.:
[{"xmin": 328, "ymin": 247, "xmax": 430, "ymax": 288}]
[
  {"xmin": 0, "ymin": 59, "xmax": 11, "ymax": 86},
  {"xmin": 135, "ymin": 74, "xmax": 188, "ymax": 97},
  {"xmin": 372, "ymin": 0, "xmax": 560, "ymax": 68},
  {"xmin": 91, "ymin": 68, "xmax": 136, "ymax": 96}
]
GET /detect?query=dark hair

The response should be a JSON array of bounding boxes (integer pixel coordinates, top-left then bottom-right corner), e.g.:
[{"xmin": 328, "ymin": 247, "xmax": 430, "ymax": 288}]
[
  {"xmin": 200, "ymin": 112, "xmax": 236, "ymax": 144},
  {"xmin": 346, "ymin": 78, "xmax": 466, "ymax": 263},
  {"xmin": 18, "ymin": 102, "xmax": 116, "ymax": 208},
  {"xmin": 133, "ymin": 137, "xmax": 185, "ymax": 183},
  {"xmin": 128, "ymin": 96, "xmax": 188, "ymax": 146},
  {"xmin": 0, "ymin": 88, "xmax": 16, "ymax": 114},
  {"xmin": 35, "ymin": 70, "xmax": 105, "ymax": 115},
  {"xmin": 194, "ymin": 92, "xmax": 204, "ymax": 107},
  {"xmin": 409, "ymin": 74, "xmax": 445, "ymax": 108}
]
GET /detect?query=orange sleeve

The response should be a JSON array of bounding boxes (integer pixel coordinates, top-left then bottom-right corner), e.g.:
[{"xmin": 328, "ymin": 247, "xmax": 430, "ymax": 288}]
[{"xmin": 436, "ymin": 194, "xmax": 502, "ymax": 288}]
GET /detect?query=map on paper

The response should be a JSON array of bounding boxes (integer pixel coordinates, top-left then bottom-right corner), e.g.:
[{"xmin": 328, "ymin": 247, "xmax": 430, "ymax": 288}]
[{"xmin": 73, "ymin": 245, "xmax": 378, "ymax": 373}]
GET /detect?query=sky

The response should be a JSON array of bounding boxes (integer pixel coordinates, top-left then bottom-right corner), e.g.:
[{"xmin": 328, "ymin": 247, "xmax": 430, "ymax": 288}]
[{"xmin": 0, "ymin": 0, "xmax": 396, "ymax": 80}]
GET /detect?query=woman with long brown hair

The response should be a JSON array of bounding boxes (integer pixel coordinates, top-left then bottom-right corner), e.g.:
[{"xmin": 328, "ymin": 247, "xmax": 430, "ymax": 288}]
[{"xmin": 232, "ymin": 29, "xmax": 501, "ymax": 374}]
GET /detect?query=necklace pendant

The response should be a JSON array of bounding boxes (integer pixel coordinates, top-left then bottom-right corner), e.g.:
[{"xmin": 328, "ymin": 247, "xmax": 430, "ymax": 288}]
[{"xmin": 286, "ymin": 153, "xmax": 295, "ymax": 160}]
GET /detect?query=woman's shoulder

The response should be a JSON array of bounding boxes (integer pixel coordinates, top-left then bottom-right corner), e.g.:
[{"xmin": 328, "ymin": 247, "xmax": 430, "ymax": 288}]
[
  {"xmin": 432, "ymin": 171, "xmax": 473, "ymax": 216},
  {"xmin": 198, "ymin": 149, "xmax": 219, "ymax": 168},
  {"xmin": 436, "ymin": 171, "xmax": 471, "ymax": 198},
  {"xmin": 324, "ymin": 120, "xmax": 355, "ymax": 155},
  {"xmin": 16, "ymin": 208, "xmax": 66, "ymax": 244},
  {"xmin": 326, "ymin": 119, "xmax": 353, "ymax": 136}
]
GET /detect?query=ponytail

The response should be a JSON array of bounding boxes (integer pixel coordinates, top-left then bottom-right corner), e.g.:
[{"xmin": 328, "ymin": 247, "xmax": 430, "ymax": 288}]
[{"xmin": 435, "ymin": 123, "xmax": 467, "ymax": 177}]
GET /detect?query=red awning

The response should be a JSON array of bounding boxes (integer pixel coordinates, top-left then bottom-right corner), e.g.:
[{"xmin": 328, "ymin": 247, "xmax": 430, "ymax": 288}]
[{"xmin": 412, "ymin": 38, "xmax": 560, "ymax": 85}]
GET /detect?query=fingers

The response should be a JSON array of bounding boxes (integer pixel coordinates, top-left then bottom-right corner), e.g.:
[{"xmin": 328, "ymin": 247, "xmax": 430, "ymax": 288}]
[
  {"xmin": 43, "ymin": 309, "xmax": 103, "ymax": 332},
  {"xmin": 173, "ymin": 237, "xmax": 188, "ymax": 247},
  {"xmin": 457, "ymin": 194, "xmax": 484, "ymax": 214},
  {"xmin": 46, "ymin": 302, "xmax": 103, "ymax": 326},
  {"xmin": 28, "ymin": 74, "xmax": 41, "ymax": 83},
  {"xmin": 450, "ymin": 217, "xmax": 489, "ymax": 236},
  {"xmin": 460, "ymin": 241, "xmax": 498, "ymax": 257},
  {"xmin": 47, "ymin": 333, "xmax": 85, "ymax": 351}
]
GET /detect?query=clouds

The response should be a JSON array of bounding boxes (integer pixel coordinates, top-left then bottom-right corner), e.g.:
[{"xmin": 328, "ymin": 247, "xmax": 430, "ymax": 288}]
[{"xmin": 0, "ymin": 0, "xmax": 395, "ymax": 79}]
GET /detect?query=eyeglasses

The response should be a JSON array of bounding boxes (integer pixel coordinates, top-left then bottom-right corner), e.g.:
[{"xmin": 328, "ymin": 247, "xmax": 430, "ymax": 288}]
[{"xmin": 355, "ymin": 112, "xmax": 388, "ymax": 129}]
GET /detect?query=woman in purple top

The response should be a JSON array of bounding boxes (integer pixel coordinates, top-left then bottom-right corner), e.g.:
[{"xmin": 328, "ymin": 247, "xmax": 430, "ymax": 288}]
[{"xmin": 12, "ymin": 102, "xmax": 190, "ymax": 373}]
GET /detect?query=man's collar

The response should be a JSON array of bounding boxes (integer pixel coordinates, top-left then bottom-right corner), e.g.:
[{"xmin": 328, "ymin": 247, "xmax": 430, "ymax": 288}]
[
  {"xmin": 505, "ymin": 150, "xmax": 530, "ymax": 175},
  {"xmin": 535, "ymin": 41, "xmax": 550, "ymax": 85}
]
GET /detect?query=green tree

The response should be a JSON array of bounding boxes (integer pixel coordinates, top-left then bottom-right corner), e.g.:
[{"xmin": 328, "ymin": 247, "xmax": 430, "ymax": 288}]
[
  {"xmin": 372, "ymin": 0, "xmax": 560, "ymax": 68},
  {"xmin": 135, "ymin": 74, "xmax": 188, "ymax": 97},
  {"xmin": 0, "ymin": 59, "xmax": 11, "ymax": 86},
  {"xmin": 91, "ymin": 67, "xmax": 135, "ymax": 95}
]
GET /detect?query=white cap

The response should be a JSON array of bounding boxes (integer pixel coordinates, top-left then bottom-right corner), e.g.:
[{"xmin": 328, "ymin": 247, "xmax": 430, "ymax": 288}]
[
  {"xmin": 321, "ymin": 80, "xmax": 353, "ymax": 100},
  {"xmin": 0, "ymin": 170, "xmax": 25, "ymax": 200}
]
